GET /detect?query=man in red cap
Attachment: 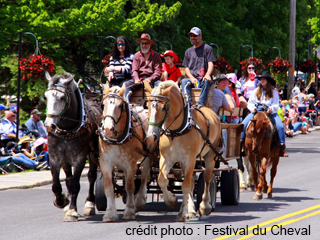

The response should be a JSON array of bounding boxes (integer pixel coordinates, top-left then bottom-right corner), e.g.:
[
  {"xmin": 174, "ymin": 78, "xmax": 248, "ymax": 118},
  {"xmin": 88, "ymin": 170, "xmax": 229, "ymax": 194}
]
[
  {"xmin": 124, "ymin": 33, "xmax": 162, "ymax": 101},
  {"xmin": 161, "ymin": 50, "xmax": 182, "ymax": 83}
]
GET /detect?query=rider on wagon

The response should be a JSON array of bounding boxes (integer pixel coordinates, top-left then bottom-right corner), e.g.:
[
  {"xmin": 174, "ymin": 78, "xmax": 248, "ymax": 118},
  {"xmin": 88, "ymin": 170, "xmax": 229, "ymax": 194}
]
[{"xmin": 240, "ymin": 71, "xmax": 289, "ymax": 157}]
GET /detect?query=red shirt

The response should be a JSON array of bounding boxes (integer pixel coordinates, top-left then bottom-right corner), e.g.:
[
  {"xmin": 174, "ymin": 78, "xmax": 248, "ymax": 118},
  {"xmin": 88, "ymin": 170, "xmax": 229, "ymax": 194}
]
[
  {"xmin": 230, "ymin": 89, "xmax": 240, "ymax": 119},
  {"xmin": 162, "ymin": 63, "xmax": 182, "ymax": 82}
]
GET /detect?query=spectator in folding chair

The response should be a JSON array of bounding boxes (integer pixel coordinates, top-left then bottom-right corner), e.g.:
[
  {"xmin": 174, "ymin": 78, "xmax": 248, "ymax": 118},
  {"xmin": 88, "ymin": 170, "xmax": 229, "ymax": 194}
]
[
  {"xmin": 306, "ymin": 93, "xmax": 320, "ymax": 126},
  {"xmin": 0, "ymin": 141, "xmax": 46, "ymax": 171}
]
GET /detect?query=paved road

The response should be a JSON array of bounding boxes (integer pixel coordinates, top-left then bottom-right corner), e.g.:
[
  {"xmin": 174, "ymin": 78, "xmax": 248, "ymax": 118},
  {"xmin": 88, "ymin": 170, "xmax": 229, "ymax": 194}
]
[{"xmin": 1, "ymin": 131, "xmax": 320, "ymax": 240}]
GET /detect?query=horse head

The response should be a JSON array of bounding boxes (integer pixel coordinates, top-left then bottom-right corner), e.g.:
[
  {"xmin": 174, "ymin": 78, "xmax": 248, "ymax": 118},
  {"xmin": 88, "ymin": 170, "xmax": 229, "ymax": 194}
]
[
  {"xmin": 249, "ymin": 112, "xmax": 270, "ymax": 154},
  {"xmin": 44, "ymin": 71, "xmax": 77, "ymax": 132},
  {"xmin": 101, "ymin": 83, "xmax": 127, "ymax": 138},
  {"xmin": 145, "ymin": 81, "xmax": 181, "ymax": 143}
]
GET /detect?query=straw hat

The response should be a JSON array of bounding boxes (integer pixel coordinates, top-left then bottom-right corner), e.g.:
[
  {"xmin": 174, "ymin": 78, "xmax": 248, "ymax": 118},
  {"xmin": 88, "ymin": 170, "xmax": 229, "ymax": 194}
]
[
  {"xmin": 18, "ymin": 135, "xmax": 34, "ymax": 145},
  {"xmin": 136, "ymin": 33, "xmax": 155, "ymax": 45}
]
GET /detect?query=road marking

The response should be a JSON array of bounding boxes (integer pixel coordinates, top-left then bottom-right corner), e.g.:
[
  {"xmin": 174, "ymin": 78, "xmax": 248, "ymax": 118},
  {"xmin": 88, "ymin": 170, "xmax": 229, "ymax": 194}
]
[{"xmin": 213, "ymin": 204, "xmax": 320, "ymax": 240}]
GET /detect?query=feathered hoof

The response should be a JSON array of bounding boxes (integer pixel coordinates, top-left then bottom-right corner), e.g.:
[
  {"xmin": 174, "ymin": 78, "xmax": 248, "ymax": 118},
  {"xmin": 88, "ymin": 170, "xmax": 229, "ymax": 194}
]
[
  {"xmin": 123, "ymin": 208, "xmax": 136, "ymax": 220},
  {"xmin": 253, "ymin": 192, "xmax": 263, "ymax": 200},
  {"xmin": 135, "ymin": 205, "xmax": 145, "ymax": 213},
  {"xmin": 54, "ymin": 195, "xmax": 69, "ymax": 209},
  {"xmin": 176, "ymin": 213, "xmax": 189, "ymax": 222},
  {"xmin": 102, "ymin": 210, "xmax": 118, "ymax": 222},
  {"xmin": 188, "ymin": 211, "xmax": 197, "ymax": 219},
  {"xmin": 165, "ymin": 195, "xmax": 178, "ymax": 209},
  {"xmin": 199, "ymin": 202, "xmax": 212, "ymax": 216},
  {"xmin": 267, "ymin": 192, "xmax": 273, "ymax": 198},
  {"xmin": 263, "ymin": 186, "xmax": 268, "ymax": 194},
  {"xmin": 83, "ymin": 201, "xmax": 96, "ymax": 216},
  {"xmin": 62, "ymin": 209, "xmax": 79, "ymax": 222}
]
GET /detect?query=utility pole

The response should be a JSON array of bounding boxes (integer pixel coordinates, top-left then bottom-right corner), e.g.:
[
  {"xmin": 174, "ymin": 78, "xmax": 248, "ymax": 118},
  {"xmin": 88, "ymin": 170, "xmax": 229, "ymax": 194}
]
[{"xmin": 288, "ymin": 0, "xmax": 296, "ymax": 99}]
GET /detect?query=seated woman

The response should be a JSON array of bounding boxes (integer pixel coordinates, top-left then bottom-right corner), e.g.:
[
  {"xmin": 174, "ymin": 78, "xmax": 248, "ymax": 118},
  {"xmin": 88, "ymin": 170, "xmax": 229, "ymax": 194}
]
[
  {"xmin": 0, "ymin": 141, "xmax": 46, "ymax": 170},
  {"xmin": 240, "ymin": 71, "xmax": 288, "ymax": 157},
  {"xmin": 104, "ymin": 36, "xmax": 133, "ymax": 87},
  {"xmin": 19, "ymin": 136, "xmax": 49, "ymax": 170}
]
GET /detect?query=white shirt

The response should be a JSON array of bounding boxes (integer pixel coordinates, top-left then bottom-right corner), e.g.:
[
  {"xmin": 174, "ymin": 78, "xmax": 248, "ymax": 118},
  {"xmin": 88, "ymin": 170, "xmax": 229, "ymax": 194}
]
[
  {"xmin": 247, "ymin": 88, "xmax": 279, "ymax": 115},
  {"xmin": 291, "ymin": 86, "xmax": 300, "ymax": 98}
]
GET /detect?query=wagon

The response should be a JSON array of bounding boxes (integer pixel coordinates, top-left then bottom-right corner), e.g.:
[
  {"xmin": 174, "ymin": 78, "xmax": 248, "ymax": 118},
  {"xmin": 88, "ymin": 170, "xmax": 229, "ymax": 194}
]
[{"xmin": 95, "ymin": 75, "xmax": 244, "ymax": 212}]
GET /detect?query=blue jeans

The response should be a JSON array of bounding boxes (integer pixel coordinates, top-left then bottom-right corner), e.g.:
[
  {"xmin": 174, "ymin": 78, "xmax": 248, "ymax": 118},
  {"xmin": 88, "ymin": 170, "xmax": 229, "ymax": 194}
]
[
  {"xmin": 124, "ymin": 79, "xmax": 162, "ymax": 102},
  {"xmin": 0, "ymin": 153, "xmax": 36, "ymax": 169},
  {"xmin": 38, "ymin": 151, "xmax": 50, "ymax": 167},
  {"xmin": 181, "ymin": 78, "xmax": 213, "ymax": 106},
  {"xmin": 241, "ymin": 113, "xmax": 285, "ymax": 144},
  {"xmin": 292, "ymin": 122, "xmax": 302, "ymax": 132}
]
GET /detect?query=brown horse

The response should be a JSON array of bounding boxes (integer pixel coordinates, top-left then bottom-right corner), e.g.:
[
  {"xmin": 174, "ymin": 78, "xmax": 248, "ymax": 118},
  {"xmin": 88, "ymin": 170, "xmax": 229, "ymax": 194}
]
[
  {"xmin": 98, "ymin": 84, "xmax": 154, "ymax": 221},
  {"xmin": 245, "ymin": 112, "xmax": 280, "ymax": 200},
  {"xmin": 44, "ymin": 72, "xmax": 102, "ymax": 221},
  {"xmin": 145, "ymin": 81, "xmax": 221, "ymax": 221}
]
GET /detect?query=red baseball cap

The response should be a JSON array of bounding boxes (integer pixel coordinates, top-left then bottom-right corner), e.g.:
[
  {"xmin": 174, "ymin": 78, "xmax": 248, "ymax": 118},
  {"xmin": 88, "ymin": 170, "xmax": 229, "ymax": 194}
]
[{"xmin": 160, "ymin": 50, "xmax": 179, "ymax": 63}]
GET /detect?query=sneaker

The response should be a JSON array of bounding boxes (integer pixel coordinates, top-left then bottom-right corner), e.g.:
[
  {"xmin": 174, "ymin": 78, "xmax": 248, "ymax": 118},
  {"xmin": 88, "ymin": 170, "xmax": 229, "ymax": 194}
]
[
  {"xmin": 40, "ymin": 165, "xmax": 50, "ymax": 171},
  {"xmin": 35, "ymin": 161, "xmax": 47, "ymax": 170}
]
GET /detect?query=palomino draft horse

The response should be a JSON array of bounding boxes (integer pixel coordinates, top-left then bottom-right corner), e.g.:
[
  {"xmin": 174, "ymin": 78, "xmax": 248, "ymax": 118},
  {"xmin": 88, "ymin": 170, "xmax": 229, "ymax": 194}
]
[
  {"xmin": 98, "ymin": 84, "xmax": 154, "ymax": 222},
  {"xmin": 45, "ymin": 72, "xmax": 102, "ymax": 221},
  {"xmin": 245, "ymin": 111, "xmax": 280, "ymax": 200},
  {"xmin": 145, "ymin": 81, "xmax": 221, "ymax": 222}
]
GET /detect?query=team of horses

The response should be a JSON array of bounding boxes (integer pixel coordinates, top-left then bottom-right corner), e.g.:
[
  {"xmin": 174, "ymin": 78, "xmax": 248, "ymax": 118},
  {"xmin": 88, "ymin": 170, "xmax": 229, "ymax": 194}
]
[{"xmin": 44, "ymin": 72, "xmax": 282, "ymax": 222}]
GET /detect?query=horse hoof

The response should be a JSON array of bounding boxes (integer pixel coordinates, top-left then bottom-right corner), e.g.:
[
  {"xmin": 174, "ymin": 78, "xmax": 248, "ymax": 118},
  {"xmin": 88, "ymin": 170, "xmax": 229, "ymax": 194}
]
[
  {"xmin": 165, "ymin": 195, "xmax": 178, "ymax": 209},
  {"xmin": 63, "ymin": 209, "xmax": 79, "ymax": 222},
  {"xmin": 123, "ymin": 208, "xmax": 136, "ymax": 220},
  {"xmin": 135, "ymin": 205, "xmax": 144, "ymax": 213},
  {"xmin": 102, "ymin": 210, "xmax": 118, "ymax": 222},
  {"xmin": 188, "ymin": 211, "xmax": 197, "ymax": 219},
  {"xmin": 253, "ymin": 193, "xmax": 263, "ymax": 200},
  {"xmin": 199, "ymin": 202, "xmax": 212, "ymax": 216},
  {"xmin": 54, "ymin": 195, "xmax": 69, "ymax": 209},
  {"xmin": 176, "ymin": 213, "xmax": 189, "ymax": 222},
  {"xmin": 267, "ymin": 193, "xmax": 273, "ymax": 198},
  {"xmin": 83, "ymin": 201, "xmax": 96, "ymax": 216}
]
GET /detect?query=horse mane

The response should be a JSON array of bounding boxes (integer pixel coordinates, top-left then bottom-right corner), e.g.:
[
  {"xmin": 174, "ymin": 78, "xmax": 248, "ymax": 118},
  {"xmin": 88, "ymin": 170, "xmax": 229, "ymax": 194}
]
[
  {"xmin": 48, "ymin": 72, "xmax": 75, "ymax": 88},
  {"xmin": 151, "ymin": 80, "xmax": 179, "ymax": 95}
]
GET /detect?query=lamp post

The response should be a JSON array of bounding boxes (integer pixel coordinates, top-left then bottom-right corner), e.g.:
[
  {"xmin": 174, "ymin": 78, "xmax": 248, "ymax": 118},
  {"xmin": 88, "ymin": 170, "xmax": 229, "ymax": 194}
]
[
  {"xmin": 269, "ymin": 47, "xmax": 281, "ymax": 72},
  {"xmin": 209, "ymin": 43, "xmax": 219, "ymax": 58},
  {"xmin": 100, "ymin": 36, "xmax": 116, "ymax": 74},
  {"xmin": 17, "ymin": 31, "xmax": 40, "ymax": 143},
  {"xmin": 157, "ymin": 41, "xmax": 173, "ymax": 53},
  {"xmin": 315, "ymin": 50, "xmax": 318, "ymax": 88},
  {"xmin": 239, "ymin": 45, "xmax": 253, "ymax": 78}
]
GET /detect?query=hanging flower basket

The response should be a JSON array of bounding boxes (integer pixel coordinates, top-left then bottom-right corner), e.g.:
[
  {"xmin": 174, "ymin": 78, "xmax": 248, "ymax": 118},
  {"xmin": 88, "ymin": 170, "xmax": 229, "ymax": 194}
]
[
  {"xmin": 268, "ymin": 57, "xmax": 292, "ymax": 74},
  {"xmin": 240, "ymin": 57, "xmax": 265, "ymax": 73},
  {"xmin": 19, "ymin": 54, "xmax": 55, "ymax": 80},
  {"xmin": 214, "ymin": 56, "xmax": 231, "ymax": 74},
  {"xmin": 102, "ymin": 53, "xmax": 112, "ymax": 66},
  {"xmin": 298, "ymin": 59, "xmax": 317, "ymax": 73}
]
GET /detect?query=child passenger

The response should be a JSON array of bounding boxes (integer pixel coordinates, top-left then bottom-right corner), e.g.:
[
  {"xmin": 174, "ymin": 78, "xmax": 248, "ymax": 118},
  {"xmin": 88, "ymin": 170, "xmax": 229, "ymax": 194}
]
[{"xmin": 160, "ymin": 50, "xmax": 182, "ymax": 84}]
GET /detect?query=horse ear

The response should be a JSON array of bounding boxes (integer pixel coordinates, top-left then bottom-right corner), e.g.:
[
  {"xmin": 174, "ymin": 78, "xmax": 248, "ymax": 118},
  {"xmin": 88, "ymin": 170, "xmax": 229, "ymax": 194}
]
[
  {"xmin": 144, "ymin": 82, "xmax": 153, "ymax": 93},
  {"xmin": 60, "ymin": 74, "xmax": 75, "ymax": 84},
  {"xmin": 263, "ymin": 120, "xmax": 270, "ymax": 125},
  {"xmin": 161, "ymin": 86, "xmax": 173, "ymax": 96},
  {"xmin": 103, "ymin": 83, "xmax": 110, "ymax": 95},
  {"xmin": 45, "ymin": 71, "xmax": 52, "ymax": 81},
  {"xmin": 117, "ymin": 86, "xmax": 125, "ymax": 97},
  {"xmin": 250, "ymin": 119, "xmax": 257, "ymax": 124}
]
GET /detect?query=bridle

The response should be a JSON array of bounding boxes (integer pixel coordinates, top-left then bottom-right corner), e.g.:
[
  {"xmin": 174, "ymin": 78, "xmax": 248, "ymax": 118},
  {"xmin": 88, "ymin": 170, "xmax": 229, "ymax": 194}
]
[
  {"xmin": 99, "ymin": 92, "xmax": 131, "ymax": 143},
  {"xmin": 147, "ymin": 94, "xmax": 171, "ymax": 128},
  {"xmin": 45, "ymin": 84, "xmax": 71, "ymax": 119}
]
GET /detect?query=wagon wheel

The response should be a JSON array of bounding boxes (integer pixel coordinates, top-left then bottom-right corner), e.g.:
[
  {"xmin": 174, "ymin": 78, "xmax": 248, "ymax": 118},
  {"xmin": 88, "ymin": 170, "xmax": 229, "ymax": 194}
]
[
  {"xmin": 220, "ymin": 169, "xmax": 240, "ymax": 205},
  {"xmin": 196, "ymin": 173, "xmax": 217, "ymax": 211},
  {"xmin": 95, "ymin": 171, "xmax": 107, "ymax": 211}
]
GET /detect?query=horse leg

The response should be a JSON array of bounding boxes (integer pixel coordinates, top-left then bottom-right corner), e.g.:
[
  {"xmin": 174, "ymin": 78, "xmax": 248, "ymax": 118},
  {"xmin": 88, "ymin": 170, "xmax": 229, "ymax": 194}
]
[
  {"xmin": 243, "ymin": 155, "xmax": 254, "ymax": 189},
  {"xmin": 63, "ymin": 161, "xmax": 85, "ymax": 222},
  {"xmin": 176, "ymin": 162, "xmax": 194, "ymax": 222},
  {"xmin": 248, "ymin": 153, "xmax": 258, "ymax": 193},
  {"xmin": 237, "ymin": 158, "xmax": 246, "ymax": 190},
  {"xmin": 100, "ymin": 160, "xmax": 118, "ymax": 222},
  {"xmin": 83, "ymin": 152, "xmax": 97, "ymax": 216},
  {"xmin": 135, "ymin": 157, "xmax": 150, "ymax": 212},
  {"xmin": 260, "ymin": 157, "xmax": 268, "ymax": 194},
  {"xmin": 267, "ymin": 156, "xmax": 280, "ymax": 198},
  {"xmin": 253, "ymin": 157, "xmax": 266, "ymax": 200},
  {"xmin": 158, "ymin": 155, "xmax": 177, "ymax": 209},
  {"xmin": 199, "ymin": 151, "xmax": 215, "ymax": 217},
  {"xmin": 51, "ymin": 159, "xmax": 69, "ymax": 209},
  {"xmin": 123, "ymin": 165, "xmax": 137, "ymax": 220}
]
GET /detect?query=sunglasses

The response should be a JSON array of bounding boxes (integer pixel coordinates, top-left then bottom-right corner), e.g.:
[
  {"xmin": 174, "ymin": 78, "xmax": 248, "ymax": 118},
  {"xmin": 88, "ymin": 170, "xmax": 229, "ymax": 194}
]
[
  {"xmin": 189, "ymin": 34, "xmax": 198, "ymax": 38},
  {"xmin": 140, "ymin": 42, "xmax": 150, "ymax": 45},
  {"xmin": 248, "ymin": 67, "xmax": 255, "ymax": 70},
  {"xmin": 117, "ymin": 43, "xmax": 125, "ymax": 46}
]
